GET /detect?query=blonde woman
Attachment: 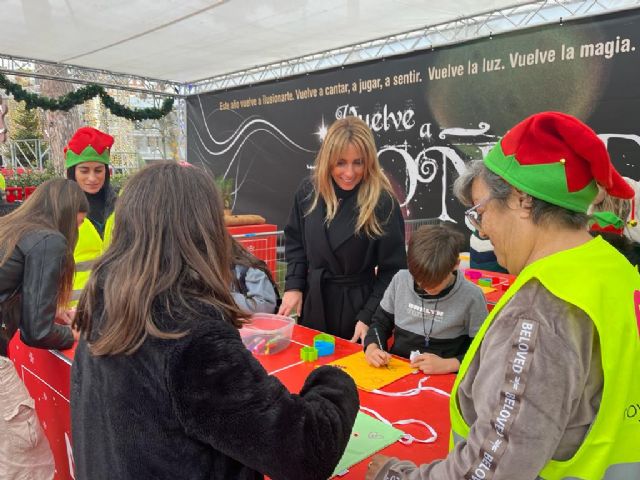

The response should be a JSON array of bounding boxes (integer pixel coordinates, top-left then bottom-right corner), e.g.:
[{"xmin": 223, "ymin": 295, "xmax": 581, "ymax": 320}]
[{"xmin": 278, "ymin": 116, "xmax": 406, "ymax": 341}]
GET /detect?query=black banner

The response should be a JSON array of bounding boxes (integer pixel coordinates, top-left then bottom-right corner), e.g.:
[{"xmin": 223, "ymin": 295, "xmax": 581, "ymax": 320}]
[{"xmin": 187, "ymin": 9, "xmax": 640, "ymax": 228}]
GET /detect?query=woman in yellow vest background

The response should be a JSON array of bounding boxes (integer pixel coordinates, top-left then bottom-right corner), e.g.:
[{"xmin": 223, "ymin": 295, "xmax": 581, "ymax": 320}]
[
  {"xmin": 64, "ymin": 127, "xmax": 117, "ymax": 304},
  {"xmin": 366, "ymin": 112, "xmax": 640, "ymax": 480}
]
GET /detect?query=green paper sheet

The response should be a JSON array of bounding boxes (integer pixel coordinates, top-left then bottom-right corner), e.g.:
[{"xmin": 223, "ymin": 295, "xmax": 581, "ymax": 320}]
[{"xmin": 332, "ymin": 411, "xmax": 404, "ymax": 477}]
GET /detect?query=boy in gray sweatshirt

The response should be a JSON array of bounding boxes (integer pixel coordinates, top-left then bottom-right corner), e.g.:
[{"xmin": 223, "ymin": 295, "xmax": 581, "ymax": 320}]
[{"xmin": 364, "ymin": 224, "xmax": 488, "ymax": 374}]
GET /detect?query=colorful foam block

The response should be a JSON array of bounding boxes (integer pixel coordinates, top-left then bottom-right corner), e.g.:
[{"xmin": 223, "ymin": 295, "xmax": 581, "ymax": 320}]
[
  {"xmin": 300, "ymin": 346, "xmax": 319, "ymax": 362},
  {"xmin": 313, "ymin": 333, "xmax": 336, "ymax": 356},
  {"xmin": 466, "ymin": 269, "xmax": 482, "ymax": 280},
  {"xmin": 314, "ymin": 341, "xmax": 335, "ymax": 356},
  {"xmin": 313, "ymin": 333, "xmax": 335, "ymax": 345}
]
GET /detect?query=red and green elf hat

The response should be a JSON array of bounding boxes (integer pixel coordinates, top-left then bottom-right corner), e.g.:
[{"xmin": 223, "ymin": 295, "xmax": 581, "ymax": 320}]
[
  {"xmin": 64, "ymin": 127, "xmax": 114, "ymax": 169},
  {"xmin": 590, "ymin": 211, "xmax": 625, "ymax": 235},
  {"xmin": 484, "ymin": 112, "xmax": 634, "ymax": 213}
]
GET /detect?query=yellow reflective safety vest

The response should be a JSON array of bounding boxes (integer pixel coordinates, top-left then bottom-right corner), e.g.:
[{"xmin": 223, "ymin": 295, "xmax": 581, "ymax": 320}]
[
  {"xmin": 71, "ymin": 214, "xmax": 114, "ymax": 305},
  {"xmin": 450, "ymin": 236, "xmax": 640, "ymax": 480}
]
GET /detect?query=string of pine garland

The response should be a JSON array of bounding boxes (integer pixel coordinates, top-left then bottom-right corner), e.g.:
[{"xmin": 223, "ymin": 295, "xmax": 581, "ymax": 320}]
[{"xmin": 0, "ymin": 73, "xmax": 174, "ymax": 120}]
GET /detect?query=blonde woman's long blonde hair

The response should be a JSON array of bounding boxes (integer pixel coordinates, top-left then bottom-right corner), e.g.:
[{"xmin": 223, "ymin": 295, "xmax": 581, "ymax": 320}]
[{"xmin": 308, "ymin": 116, "xmax": 395, "ymax": 237}]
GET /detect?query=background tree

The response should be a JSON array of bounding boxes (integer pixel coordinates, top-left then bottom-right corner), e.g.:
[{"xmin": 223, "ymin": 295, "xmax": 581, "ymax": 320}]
[
  {"xmin": 12, "ymin": 102, "xmax": 42, "ymax": 141},
  {"xmin": 7, "ymin": 77, "xmax": 43, "ymax": 166},
  {"xmin": 38, "ymin": 72, "xmax": 82, "ymax": 174}
]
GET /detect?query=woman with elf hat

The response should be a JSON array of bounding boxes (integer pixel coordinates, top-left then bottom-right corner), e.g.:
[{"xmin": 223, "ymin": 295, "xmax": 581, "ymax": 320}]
[
  {"xmin": 622, "ymin": 176, "xmax": 640, "ymax": 242},
  {"xmin": 366, "ymin": 112, "xmax": 640, "ymax": 480},
  {"xmin": 64, "ymin": 127, "xmax": 117, "ymax": 305},
  {"xmin": 589, "ymin": 194, "xmax": 640, "ymax": 268}
]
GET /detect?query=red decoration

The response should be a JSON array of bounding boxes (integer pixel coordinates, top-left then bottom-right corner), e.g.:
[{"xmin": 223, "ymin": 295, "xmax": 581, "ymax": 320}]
[{"xmin": 501, "ymin": 112, "xmax": 634, "ymax": 198}]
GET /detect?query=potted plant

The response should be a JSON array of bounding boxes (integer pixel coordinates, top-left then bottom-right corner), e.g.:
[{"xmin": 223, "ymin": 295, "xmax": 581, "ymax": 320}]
[
  {"xmin": 4, "ymin": 167, "xmax": 57, "ymax": 201},
  {"xmin": 110, "ymin": 170, "xmax": 134, "ymax": 193},
  {"xmin": 215, "ymin": 177, "xmax": 234, "ymax": 216}
]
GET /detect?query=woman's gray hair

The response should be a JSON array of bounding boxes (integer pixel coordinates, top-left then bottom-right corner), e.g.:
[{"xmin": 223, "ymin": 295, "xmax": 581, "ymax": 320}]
[
  {"xmin": 453, "ymin": 160, "xmax": 509, "ymax": 207},
  {"xmin": 453, "ymin": 160, "xmax": 589, "ymax": 229}
]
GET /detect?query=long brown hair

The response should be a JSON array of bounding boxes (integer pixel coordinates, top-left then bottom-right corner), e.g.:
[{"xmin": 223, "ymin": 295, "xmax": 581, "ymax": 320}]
[
  {"xmin": 230, "ymin": 237, "xmax": 278, "ymax": 291},
  {"xmin": 308, "ymin": 116, "xmax": 396, "ymax": 237},
  {"xmin": 75, "ymin": 162, "xmax": 246, "ymax": 356},
  {"xmin": 0, "ymin": 178, "xmax": 88, "ymax": 308}
]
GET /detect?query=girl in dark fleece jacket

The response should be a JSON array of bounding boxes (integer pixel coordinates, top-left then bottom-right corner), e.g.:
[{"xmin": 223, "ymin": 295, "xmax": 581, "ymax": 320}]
[{"xmin": 71, "ymin": 162, "xmax": 359, "ymax": 480}]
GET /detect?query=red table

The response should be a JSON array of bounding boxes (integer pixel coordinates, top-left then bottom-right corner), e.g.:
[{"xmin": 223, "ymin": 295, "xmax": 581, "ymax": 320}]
[
  {"xmin": 271, "ymin": 325, "xmax": 455, "ymax": 478},
  {"xmin": 464, "ymin": 269, "xmax": 516, "ymax": 310},
  {"xmin": 9, "ymin": 324, "xmax": 454, "ymax": 479}
]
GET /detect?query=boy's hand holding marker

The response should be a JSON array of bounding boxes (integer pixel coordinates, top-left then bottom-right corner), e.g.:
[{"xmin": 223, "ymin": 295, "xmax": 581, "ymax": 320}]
[{"xmin": 364, "ymin": 328, "xmax": 391, "ymax": 368}]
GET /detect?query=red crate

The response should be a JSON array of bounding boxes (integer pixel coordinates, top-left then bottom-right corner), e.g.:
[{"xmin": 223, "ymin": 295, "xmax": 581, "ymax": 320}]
[
  {"xmin": 227, "ymin": 224, "xmax": 278, "ymax": 276},
  {"xmin": 24, "ymin": 185, "xmax": 37, "ymax": 199},
  {"xmin": 6, "ymin": 186, "xmax": 23, "ymax": 202}
]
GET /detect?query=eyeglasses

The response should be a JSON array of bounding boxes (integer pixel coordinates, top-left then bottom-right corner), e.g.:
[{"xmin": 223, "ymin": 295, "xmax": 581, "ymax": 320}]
[{"xmin": 465, "ymin": 198, "xmax": 491, "ymax": 232}]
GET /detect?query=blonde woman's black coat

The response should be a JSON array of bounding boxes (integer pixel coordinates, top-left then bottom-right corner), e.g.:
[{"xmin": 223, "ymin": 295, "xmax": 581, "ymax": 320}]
[{"xmin": 284, "ymin": 178, "xmax": 406, "ymax": 339}]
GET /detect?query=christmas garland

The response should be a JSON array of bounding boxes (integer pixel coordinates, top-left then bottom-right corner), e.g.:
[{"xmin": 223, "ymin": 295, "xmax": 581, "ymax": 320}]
[{"xmin": 0, "ymin": 73, "xmax": 174, "ymax": 121}]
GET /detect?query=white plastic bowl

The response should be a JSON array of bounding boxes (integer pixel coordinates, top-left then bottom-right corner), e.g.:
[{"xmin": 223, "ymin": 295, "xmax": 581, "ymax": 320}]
[{"xmin": 239, "ymin": 313, "xmax": 295, "ymax": 355}]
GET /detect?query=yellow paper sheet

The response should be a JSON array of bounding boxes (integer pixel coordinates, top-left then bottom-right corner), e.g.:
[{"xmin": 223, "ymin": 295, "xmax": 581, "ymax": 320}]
[
  {"xmin": 328, "ymin": 351, "xmax": 414, "ymax": 391},
  {"xmin": 479, "ymin": 285, "xmax": 496, "ymax": 294}
]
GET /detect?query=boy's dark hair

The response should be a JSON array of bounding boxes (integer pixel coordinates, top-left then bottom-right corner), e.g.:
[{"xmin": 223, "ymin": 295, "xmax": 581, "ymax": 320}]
[{"xmin": 408, "ymin": 223, "xmax": 465, "ymax": 287}]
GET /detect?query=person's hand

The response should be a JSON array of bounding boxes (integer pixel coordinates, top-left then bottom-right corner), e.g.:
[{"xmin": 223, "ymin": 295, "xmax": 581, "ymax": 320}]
[
  {"xmin": 365, "ymin": 454, "xmax": 392, "ymax": 480},
  {"xmin": 55, "ymin": 308, "xmax": 75, "ymax": 325},
  {"xmin": 365, "ymin": 343, "xmax": 390, "ymax": 368},
  {"xmin": 349, "ymin": 320, "xmax": 369, "ymax": 343},
  {"xmin": 410, "ymin": 353, "xmax": 460, "ymax": 374},
  {"xmin": 277, "ymin": 290, "xmax": 303, "ymax": 318}
]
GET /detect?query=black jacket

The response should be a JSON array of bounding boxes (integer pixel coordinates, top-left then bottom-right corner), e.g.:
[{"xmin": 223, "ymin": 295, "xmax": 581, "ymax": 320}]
[
  {"xmin": 0, "ymin": 229, "xmax": 74, "ymax": 356},
  {"xmin": 284, "ymin": 179, "xmax": 406, "ymax": 339},
  {"xmin": 84, "ymin": 185, "xmax": 117, "ymax": 239},
  {"xmin": 71, "ymin": 297, "xmax": 359, "ymax": 480}
]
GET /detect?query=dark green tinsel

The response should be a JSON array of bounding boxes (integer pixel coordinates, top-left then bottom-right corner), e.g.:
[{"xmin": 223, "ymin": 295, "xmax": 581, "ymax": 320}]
[{"xmin": 0, "ymin": 73, "xmax": 173, "ymax": 120}]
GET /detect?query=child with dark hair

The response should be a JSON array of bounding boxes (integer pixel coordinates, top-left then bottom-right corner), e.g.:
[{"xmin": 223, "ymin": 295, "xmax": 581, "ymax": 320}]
[
  {"xmin": 364, "ymin": 224, "xmax": 487, "ymax": 374},
  {"xmin": 230, "ymin": 237, "xmax": 279, "ymax": 314}
]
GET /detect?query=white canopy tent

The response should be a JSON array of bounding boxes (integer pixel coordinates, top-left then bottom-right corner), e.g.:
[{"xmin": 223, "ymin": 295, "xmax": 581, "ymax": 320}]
[
  {"xmin": 1, "ymin": 0, "xmax": 638, "ymax": 169},
  {"xmin": 2, "ymin": 0, "xmax": 638, "ymax": 94},
  {"xmin": 2, "ymin": 0, "xmax": 541, "ymax": 83}
]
